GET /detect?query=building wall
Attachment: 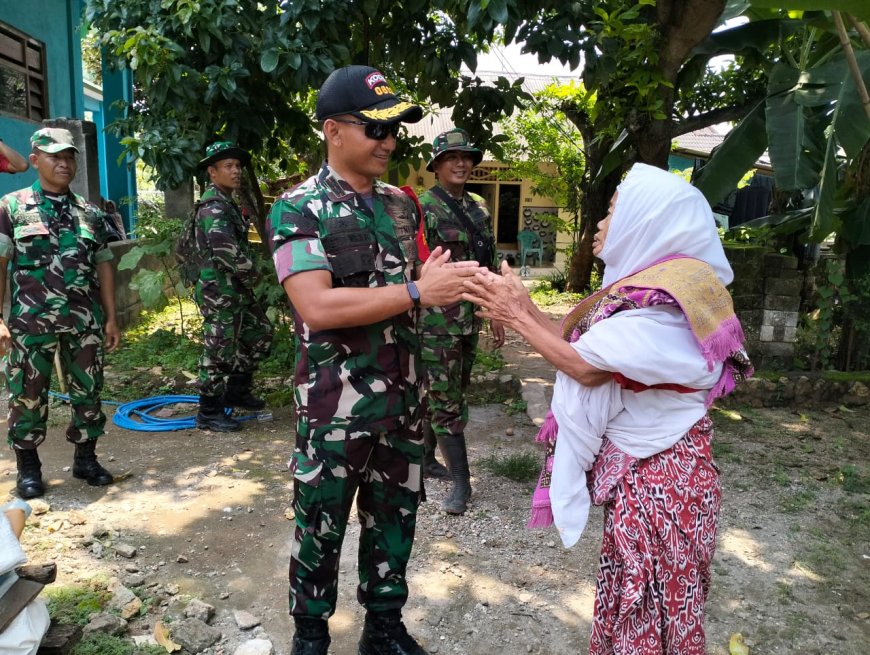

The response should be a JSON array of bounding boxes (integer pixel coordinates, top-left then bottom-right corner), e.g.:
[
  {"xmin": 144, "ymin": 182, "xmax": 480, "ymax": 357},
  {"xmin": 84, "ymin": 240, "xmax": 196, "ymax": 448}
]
[
  {"xmin": 405, "ymin": 160, "xmax": 568, "ymax": 267},
  {"xmin": 0, "ymin": 0, "xmax": 85, "ymax": 197},
  {"xmin": 0, "ymin": 0, "xmax": 135, "ymax": 226}
]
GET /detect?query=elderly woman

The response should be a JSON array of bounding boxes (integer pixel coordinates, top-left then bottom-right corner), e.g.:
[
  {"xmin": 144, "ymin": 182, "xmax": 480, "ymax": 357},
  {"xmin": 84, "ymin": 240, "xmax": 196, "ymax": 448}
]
[{"xmin": 464, "ymin": 163, "xmax": 752, "ymax": 654}]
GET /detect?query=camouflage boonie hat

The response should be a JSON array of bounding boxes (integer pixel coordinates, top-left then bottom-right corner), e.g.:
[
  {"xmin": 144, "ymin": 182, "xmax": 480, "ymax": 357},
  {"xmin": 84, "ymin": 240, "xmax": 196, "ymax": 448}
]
[
  {"xmin": 426, "ymin": 129, "xmax": 483, "ymax": 172},
  {"xmin": 198, "ymin": 141, "xmax": 251, "ymax": 169},
  {"xmin": 30, "ymin": 128, "xmax": 79, "ymax": 154}
]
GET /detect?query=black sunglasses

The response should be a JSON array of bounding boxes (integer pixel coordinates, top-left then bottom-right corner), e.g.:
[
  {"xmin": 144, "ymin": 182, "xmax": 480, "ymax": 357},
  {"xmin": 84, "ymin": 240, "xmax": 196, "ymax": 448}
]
[{"xmin": 331, "ymin": 118, "xmax": 401, "ymax": 141}]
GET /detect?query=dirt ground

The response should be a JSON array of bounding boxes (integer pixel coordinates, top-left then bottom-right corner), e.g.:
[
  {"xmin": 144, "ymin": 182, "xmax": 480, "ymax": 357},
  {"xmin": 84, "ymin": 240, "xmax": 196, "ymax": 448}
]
[{"xmin": 1, "ymin": 330, "xmax": 868, "ymax": 654}]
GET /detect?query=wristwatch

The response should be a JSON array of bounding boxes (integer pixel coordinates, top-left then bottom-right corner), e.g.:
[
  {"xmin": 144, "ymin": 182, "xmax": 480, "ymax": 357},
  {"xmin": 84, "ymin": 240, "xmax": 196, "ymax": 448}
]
[{"xmin": 406, "ymin": 281, "xmax": 421, "ymax": 308}]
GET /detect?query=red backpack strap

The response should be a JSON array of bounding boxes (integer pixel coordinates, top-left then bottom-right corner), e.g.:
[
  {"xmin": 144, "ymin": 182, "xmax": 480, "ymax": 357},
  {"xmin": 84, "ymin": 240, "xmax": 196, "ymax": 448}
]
[{"xmin": 401, "ymin": 185, "xmax": 430, "ymax": 262}]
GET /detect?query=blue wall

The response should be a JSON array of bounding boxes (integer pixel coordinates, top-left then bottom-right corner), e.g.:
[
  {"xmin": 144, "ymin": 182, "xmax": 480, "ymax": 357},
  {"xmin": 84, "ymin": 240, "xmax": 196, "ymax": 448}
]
[
  {"xmin": 0, "ymin": 0, "xmax": 136, "ymax": 224},
  {"xmin": 0, "ymin": 0, "xmax": 85, "ymax": 197}
]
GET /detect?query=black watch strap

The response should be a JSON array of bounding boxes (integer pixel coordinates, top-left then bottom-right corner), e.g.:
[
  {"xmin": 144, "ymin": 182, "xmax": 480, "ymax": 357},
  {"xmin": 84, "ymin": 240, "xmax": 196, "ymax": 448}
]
[{"xmin": 406, "ymin": 281, "xmax": 421, "ymax": 308}]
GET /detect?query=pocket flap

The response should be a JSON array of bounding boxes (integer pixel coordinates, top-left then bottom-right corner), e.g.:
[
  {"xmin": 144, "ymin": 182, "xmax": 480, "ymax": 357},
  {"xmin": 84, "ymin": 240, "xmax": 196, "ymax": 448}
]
[
  {"xmin": 14, "ymin": 222, "xmax": 49, "ymax": 239},
  {"xmin": 289, "ymin": 449, "xmax": 323, "ymax": 487}
]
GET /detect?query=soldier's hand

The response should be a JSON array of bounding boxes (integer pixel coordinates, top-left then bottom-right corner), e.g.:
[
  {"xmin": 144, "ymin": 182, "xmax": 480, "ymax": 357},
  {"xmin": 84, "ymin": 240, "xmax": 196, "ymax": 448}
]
[
  {"xmin": 490, "ymin": 320, "xmax": 506, "ymax": 349},
  {"xmin": 417, "ymin": 246, "xmax": 481, "ymax": 307},
  {"xmin": 104, "ymin": 319, "xmax": 121, "ymax": 352},
  {"xmin": 0, "ymin": 321, "xmax": 11, "ymax": 356}
]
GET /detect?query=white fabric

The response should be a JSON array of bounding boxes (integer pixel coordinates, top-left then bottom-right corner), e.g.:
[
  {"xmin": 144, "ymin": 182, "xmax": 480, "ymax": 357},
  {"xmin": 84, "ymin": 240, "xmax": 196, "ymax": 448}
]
[
  {"xmin": 0, "ymin": 599, "xmax": 50, "ymax": 655},
  {"xmin": 549, "ymin": 376, "xmax": 622, "ymax": 547},
  {"xmin": 548, "ymin": 163, "xmax": 729, "ymax": 548},
  {"xmin": 0, "ymin": 514, "xmax": 26, "ymax": 575},
  {"xmin": 600, "ymin": 163, "xmax": 733, "ymax": 287},
  {"xmin": 0, "ymin": 514, "xmax": 50, "ymax": 655}
]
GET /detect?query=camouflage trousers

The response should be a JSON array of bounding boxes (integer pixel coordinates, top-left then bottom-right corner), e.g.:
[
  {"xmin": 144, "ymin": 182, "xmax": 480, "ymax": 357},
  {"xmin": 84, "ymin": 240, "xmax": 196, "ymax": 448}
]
[
  {"xmin": 5, "ymin": 331, "xmax": 106, "ymax": 449},
  {"xmin": 198, "ymin": 301, "xmax": 273, "ymax": 397},
  {"xmin": 420, "ymin": 333, "xmax": 478, "ymax": 438},
  {"xmin": 288, "ymin": 426, "xmax": 424, "ymax": 619}
]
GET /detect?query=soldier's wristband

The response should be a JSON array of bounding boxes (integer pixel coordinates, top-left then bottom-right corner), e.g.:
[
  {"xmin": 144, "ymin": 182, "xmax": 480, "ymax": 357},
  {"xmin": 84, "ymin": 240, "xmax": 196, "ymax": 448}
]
[{"xmin": 406, "ymin": 281, "xmax": 421, "ymax": 308}]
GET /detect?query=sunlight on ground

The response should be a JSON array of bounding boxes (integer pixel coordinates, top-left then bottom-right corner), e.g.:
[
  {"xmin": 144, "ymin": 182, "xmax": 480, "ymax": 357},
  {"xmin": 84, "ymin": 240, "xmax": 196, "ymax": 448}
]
[
  {"xmin": 718, "ymin": 528, "xmax": 772, "ymax": 572},
  {"xmin": 411, "ymin": 563, "xmax": 594, "ymax": 625},
  {"xmin": 85, "ymin": 473, "xmax": 265, "ymax": 535},
  {"xmin": 780, "ymin": 422, "xmax": 812, "ymax": 433},
  {"xmin": 786, "ymin": 560, "xmax": 824, "ymax": 582}
]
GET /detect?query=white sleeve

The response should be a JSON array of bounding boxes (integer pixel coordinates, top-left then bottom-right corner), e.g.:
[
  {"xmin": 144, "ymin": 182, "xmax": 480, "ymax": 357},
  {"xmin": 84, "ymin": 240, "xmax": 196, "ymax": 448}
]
[
  {"xmin": 0, "ymin": 514, "xmax": 26, "ymax": 575},
  {"xmin": 572, "ymin": 305, "xmax": 722, "ymax": 389}
]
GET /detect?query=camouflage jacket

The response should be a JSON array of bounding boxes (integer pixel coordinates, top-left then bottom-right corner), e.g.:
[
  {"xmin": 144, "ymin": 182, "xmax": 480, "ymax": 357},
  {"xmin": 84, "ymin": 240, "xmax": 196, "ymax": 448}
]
[
  {"xmin": 268, "ymin": 162, "xmax": 421, "ymax": 440},
  {"xmin": 194, "ymin": 184, "xmax": 257, "ymax": 310},
  {"xmin": 0, "ymin": 181, "xmax": 114, "ymax": 334},
  {"xmin": 418, "ymin": 184, "xmax": 496, "ymax": 336}
]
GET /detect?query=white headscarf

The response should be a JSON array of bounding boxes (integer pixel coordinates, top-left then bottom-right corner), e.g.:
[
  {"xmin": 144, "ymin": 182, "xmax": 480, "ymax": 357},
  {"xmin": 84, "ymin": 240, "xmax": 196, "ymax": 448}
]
[
  {"xmin": 600, "ymin": 163, "xmax": 733, "ymax": 286},
  {"xmin": 549, "ymin": 163, "xmax": 733, "ymax": 548}
]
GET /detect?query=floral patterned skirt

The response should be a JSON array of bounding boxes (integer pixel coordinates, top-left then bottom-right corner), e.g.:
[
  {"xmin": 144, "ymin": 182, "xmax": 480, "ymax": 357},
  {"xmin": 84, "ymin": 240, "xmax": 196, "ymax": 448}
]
[{"xmin": 588, "ymin": 415, "xmax": 720, "ymax": 655}]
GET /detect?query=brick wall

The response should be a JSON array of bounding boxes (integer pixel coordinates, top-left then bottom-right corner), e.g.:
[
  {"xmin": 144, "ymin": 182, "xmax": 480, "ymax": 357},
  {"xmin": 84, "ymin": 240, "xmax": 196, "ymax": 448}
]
[{"xmin": 726, "ymin": 247, "xmax": 803, "ymax": 369}]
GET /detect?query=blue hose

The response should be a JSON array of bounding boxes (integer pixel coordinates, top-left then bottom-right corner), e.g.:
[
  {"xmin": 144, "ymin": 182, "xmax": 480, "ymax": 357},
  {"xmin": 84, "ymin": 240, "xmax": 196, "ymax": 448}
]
[{"xmin": 49, "ymin": 391, "xmax": 255, "ymax": 432}]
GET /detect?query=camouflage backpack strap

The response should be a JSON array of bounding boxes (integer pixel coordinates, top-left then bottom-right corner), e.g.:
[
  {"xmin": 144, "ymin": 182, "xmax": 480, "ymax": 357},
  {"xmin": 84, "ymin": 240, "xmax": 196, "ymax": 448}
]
[{"xmin": 175, "ymin": 199, "xmax": 206, "ymax": 287}]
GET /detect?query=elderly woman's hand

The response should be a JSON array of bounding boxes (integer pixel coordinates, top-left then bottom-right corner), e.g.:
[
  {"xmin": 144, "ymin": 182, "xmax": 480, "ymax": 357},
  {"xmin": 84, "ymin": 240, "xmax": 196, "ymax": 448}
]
[{"xmin": 462, "ymin": 261, "xmax": 535, "ymax": 330}]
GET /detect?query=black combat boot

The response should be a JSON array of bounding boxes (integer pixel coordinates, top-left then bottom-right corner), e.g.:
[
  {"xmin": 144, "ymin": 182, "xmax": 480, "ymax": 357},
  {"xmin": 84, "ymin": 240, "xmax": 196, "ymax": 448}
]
[
  {"xmin": 223, "ymin": 372, "xmax": 266, "ymax": 411},
  {"xmin": 358, "ymin": 610, "xmax": 429, "ymax": 655},
  {"xmin": 291, "ymin": 617, "xmax": 331, "ymax": 655},
  {"xmin": 15, "ymin": 448, "xmax": 44, "ymax": 499},
  {"xmin": 72, "ymin": 440, "xmax": 114, "ymax": 486},
  {"xmin": 440, "ymin": 434, "xmax": 471, "ymax": 515},
  {"xmin": 196, "ymin": 395, "xmax": 242, "ymax": 432},
  {"xmin": 422, "ymin": 420, "xmax": 449, "ymax": 480}
]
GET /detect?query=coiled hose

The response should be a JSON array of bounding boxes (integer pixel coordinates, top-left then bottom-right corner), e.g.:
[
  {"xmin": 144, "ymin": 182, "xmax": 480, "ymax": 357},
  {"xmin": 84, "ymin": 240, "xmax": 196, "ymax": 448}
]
[{"xmin": 48, "ymin": 391, "xmax": 255, "ymax": 432}]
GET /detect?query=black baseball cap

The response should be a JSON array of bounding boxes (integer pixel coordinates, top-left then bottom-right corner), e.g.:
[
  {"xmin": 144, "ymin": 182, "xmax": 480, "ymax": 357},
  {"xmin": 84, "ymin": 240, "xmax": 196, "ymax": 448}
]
[{"xmin": 316, "ymin": 65, "xmax": 423, "ymax": 125}]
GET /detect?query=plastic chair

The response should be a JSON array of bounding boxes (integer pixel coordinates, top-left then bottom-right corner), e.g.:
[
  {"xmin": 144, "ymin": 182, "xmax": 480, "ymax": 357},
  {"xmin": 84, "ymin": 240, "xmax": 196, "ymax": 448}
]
[{"xmin": 517, "ymin": 230, "xmax": 544, "ymax": 268}]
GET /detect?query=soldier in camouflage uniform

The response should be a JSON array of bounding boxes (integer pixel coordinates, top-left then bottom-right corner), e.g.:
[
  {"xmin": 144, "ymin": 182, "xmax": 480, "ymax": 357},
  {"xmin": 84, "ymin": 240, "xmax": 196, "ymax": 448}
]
[
  {"xmin": 193, "ymin": 142, "xmax": 273, "ymax": 432},
  {"xmin": 0, "ymin": 128, "xmax": 120, "ymax": 499},
  {"xmin": 418, "ymin": 129, "xmax": 504, "ymax": 515},
  {"xmin": 269, "ymin": 66, "xmax": 481, "ymax": 655}
]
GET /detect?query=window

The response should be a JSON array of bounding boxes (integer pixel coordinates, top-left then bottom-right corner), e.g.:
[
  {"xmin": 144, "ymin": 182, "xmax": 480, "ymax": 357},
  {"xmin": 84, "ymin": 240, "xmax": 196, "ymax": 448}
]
[{"xmin": 0, "ymin": 22, "xmax": 48, "ymax": 121}]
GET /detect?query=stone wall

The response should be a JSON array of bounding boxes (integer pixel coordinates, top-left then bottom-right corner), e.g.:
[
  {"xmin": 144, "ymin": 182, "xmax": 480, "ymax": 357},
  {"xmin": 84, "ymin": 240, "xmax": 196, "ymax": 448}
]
[
  {"xmin": 725, "ymin": 247, "xmax": 803, "ymax": 369},
  {"xmin": 109, "ymin": 240, "xmax": 174, "ymax": 330},
  {"xmin": 721, "ymin": 372, "xmax": 869, "ymax": 408}
]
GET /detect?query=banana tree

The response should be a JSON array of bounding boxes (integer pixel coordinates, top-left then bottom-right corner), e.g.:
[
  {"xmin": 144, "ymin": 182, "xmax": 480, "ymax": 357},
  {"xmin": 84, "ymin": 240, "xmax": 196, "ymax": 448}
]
[{"xmin": 695, "ymin": 5, "xmax": 870, "ymax": 368}]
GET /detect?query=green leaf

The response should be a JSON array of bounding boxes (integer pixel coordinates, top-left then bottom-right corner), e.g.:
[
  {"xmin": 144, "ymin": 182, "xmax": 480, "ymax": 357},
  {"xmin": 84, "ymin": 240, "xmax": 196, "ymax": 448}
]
[
  {"xmin": 833, "ymin": 50, "xmax": 870, "ymax": 159},
  {"xmin": 766, "ymin": 70, "xmax": 827, "ymax": 190},
  {"xmin": 694, "ymin": 101, "xmax": 768, "ymax": 205},
  {"xmin": 694, "ymin": 19, "xmax": 801, "ymax": 57},
  {"xmin": 362, "ymin": 0, "xmax": 378, "ymax": 18},
  {"xmin": 118, "ymin": 247, "xmax": 145, "ymax": 271},
  {"xmin": 129, "ymin": 269, "xmax": 167, "ymax": 309},
  {"xmin": 840, "ymin": 198, "xmax": 870, "ymax": 247},
  {"xmin": 487, "ymin": 0, "xmax": 509, "ymax": 24},
  {"xmin": 260, "ymin": 48, "xmax": 279, "ymax": 73},
  {"xmin": 748, "ymin": 0, "xmax": 870, "ymax": 22},
  {"xmin": 809, "ymin": 133, "xmax": 839, "ymax": 241}
]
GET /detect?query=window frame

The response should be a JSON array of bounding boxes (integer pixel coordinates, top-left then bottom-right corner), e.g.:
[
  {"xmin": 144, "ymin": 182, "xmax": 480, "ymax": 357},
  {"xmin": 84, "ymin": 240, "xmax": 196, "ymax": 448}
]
[{"xmin": 0, "ymin": 21, "xmax": 49, "ymax": 123}]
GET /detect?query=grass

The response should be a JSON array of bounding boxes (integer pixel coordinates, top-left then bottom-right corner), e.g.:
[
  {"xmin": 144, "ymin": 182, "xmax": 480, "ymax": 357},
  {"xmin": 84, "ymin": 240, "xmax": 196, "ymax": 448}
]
[
  {"xmin": 44, "ymin": 583, "xmax": 110, "ymax": 626},
  {"xmin": 799, "ymin": 539, "xmax": 846, "ymax": 574},
  {"xmin": 838, "ymin": 464, "xmax": 870, "ymax": 494},
  {"xmin": 529, "ymin": 285, "xmax": 584, "ymax": 308},
  {"xmin": 108, "ymin": 300, "xmax": 202, "ymax": 370},
  {"xmin": 500, "ymin": 397, "xmax": 527, "ymax": 415},
  {"xmin": 822, "ymin": 370, "xmax": 870, "ymax": 384},
  {"xmin": 473, "ymin": 348, "xmax": 506, "ymax": 375},
  {"xmin": 72, "ymin": 634, "xmax": 163, "ymax": 655},
  {"xmin": 104, "ymin": 300, "xmax": 297, "ymax": 399},
  {"xmin": 781, "ymin": 487, "xmax": 817, "ymax": 513},
  {"xmin": 479, "ymin": 451, "xmax": 541, "ymax": 483}
]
